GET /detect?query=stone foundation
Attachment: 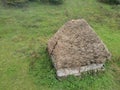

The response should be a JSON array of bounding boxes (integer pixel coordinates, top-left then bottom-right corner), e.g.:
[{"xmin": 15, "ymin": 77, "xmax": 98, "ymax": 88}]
[{"xmin": 57, "ymin": 64, "xmax": 104, "ymax": 77}]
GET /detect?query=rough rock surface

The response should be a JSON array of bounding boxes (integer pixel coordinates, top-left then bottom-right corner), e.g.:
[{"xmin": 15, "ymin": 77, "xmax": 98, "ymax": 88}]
[{"xmin": 47, "ymin": 19, "xmax": 111, "ymax": 77}]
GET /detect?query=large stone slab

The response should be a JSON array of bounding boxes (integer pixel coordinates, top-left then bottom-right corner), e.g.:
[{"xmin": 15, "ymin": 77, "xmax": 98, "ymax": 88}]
[{"xmin": 47, "ymin": 19, "xmax": 111, "ymax": 77}]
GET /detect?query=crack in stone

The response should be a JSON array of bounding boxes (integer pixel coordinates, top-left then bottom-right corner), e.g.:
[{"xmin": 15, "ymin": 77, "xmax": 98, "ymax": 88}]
[{"xmin": 50, "ymin": 41, "xmax": 58, "ymax": 55}]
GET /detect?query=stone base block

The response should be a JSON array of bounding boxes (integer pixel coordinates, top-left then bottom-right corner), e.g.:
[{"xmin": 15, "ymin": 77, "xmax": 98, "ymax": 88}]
[{"xmin": 57, "ymin": 64, "xmax": 104, "ymax": 77}]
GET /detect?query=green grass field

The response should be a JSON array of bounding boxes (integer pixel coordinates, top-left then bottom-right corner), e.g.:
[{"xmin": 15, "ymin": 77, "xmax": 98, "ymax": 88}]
[{"xmin": 0, "ymin": 0, "xmax": 120, "ymax": 90}]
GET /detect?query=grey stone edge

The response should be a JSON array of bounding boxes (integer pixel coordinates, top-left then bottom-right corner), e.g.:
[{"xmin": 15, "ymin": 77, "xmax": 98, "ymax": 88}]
[{"xmin": 57, "ymin": 64, "xmax": 104, "ymax": 77}]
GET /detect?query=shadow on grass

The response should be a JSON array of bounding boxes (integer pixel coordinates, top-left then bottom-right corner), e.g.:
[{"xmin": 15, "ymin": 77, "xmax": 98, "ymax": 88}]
[{"xmin": 97, "ymin": 0, "xmax": 120, "ymax": 5}]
